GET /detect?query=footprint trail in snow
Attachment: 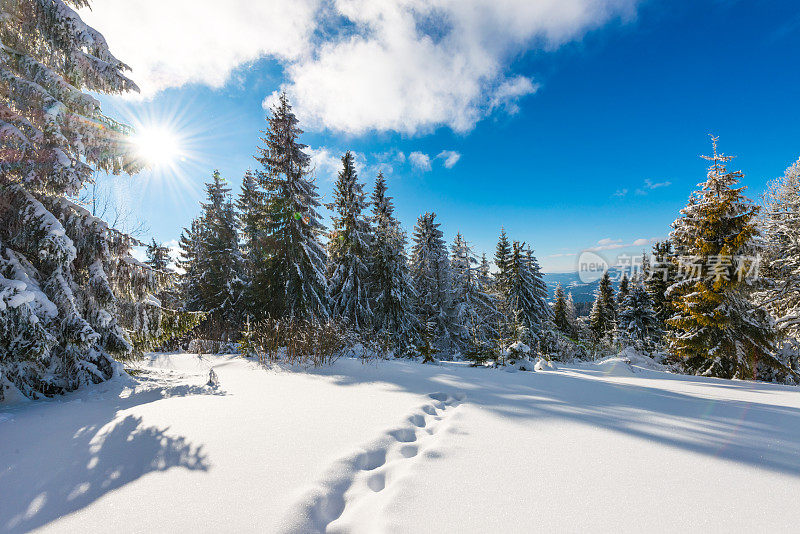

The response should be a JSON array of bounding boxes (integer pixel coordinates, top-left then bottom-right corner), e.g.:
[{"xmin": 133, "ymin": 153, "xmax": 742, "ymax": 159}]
[{"xmin": 280, "ymin": 392, "xmax": 467, "ymax": 533}]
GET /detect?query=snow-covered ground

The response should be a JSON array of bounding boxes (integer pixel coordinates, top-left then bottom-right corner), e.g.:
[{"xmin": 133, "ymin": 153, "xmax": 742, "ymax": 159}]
[{"xmin": 3, "ymin": 353, "xmax": 800, "ymax": 533}]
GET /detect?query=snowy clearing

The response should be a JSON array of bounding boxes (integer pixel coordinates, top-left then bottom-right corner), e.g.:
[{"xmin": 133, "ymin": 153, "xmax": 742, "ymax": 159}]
[{"xmin": 2, "ymin": 353, "xmax": 800, "ymax": 533}]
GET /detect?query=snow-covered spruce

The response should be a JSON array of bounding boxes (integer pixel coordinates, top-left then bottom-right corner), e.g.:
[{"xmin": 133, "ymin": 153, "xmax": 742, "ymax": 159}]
[
  {"xmin": 450, "ymin": 233, "xmax": 499, "ymax": 350},
  {"xmin": 248, "ymin": 93, "xmax": 329, "ymax": 323},
  {"xmin": 410, "ymin": 213, "xmax": 457, "ymax": 354},
  {"xmin": 178, "ymin": 171, "xmax": 244, "ymax": 333},
  {"xmin": 590, "ymin": 270, "xmax": 616, "ymax": 342},
  {"xmin": 667, "ymin": 138, "xmax": 782, "ymax": 379},
  {"xmin": 369, "ymin": 172, "xmax": 419, "ymax": 354},
  {"xmin": 759, "ymin": 157, "xmax": 800, "ymax": 341},
  {"xmin": 0, "ymin": 0, "xmax": 173, "ymax": 400},
  {"xmin": 327, "ymin": 152, "xmax": 373, "ymax": 331},
  {"xmin": 616, "ymin": 282, "xmax": 661, "ymax": 351}
]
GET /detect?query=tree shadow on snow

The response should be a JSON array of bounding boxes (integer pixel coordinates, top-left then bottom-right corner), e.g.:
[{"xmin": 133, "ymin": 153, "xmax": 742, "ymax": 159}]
[
  {"xmin": 305, "ymin": 359, "xmax": 800, "ymax": 478},
  {"xmin": 0, "ymin": 379, "xmax": 214, "ymax": 533}
]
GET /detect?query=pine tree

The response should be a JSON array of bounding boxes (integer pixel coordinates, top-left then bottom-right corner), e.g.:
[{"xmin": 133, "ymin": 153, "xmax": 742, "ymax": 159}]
[
  {"xmin": 589, "ymin": 294, "xmax": 605, "ymax": 342},
  {"xmin": 494, "ymin": 228, "xmax": 512, "ymax": 293},
  {"xmin": 237, "ymin": 170, "xmax": 261, "ymax": 274},
  {"xmin": 410, "ymin": 213, "xmax": 455, "ymax": 352},
  {"xmin": 179, "ymin": 171, "xmax": 244, "ymax": 331},
  {"xmin": 553, "ymin": 283, "xmax": 569, "ymax": 334},
  {"xmin": 477, "ymin": 252, "xmax": 501, "ymax": 340},
  {"xmin": 204, "ymin": 172, "xmax": 244, "ymax": 327},
  {"xmin": 0, "ymin": 0, "xmax": 172, "ymax": 400},
  {"xmin": 251, "ymin": 93, "xmax": 328, "ymax": 322},
  {"xmin": 146, "ymin": 239, "xmax": 171, "ymax": 271},
  {"xmin": 178, "ymin": 219, "xmax": 204, "ymax": 311},
  {"xmin": 590, "ymin": 271, "xmax": 615, "ymax": 341},
  {"xmin": 146, "ymin": 238, "xmax": 179, "ymax": 310},
  {"xmin": 668, "ymin": 138, "xmax": 777, "ymax": 379},
  {"xmin": 328, "ymin": 151, "xmax": 372, "ymax": 331},
  {"xmin": 525, "ymin": 246, "xmax": 551, "ymax": 329},
  {"xmin": 617, "ymin": 273, "xmax": 630, "ymax": 309},
  {"xmin": 645, "ymin": 240, "xmax": 677, "ymax": 327},
  {"xmin": 369, "ymin": 172, "xmax": 418, "ymax": 354},
  {"xmin": 599, "ymin": 271, "xmax": 616, "ymax": 324},
  {"xmin": 505, "ymin": 242, "xmax": 551, "ymax": 339},
  {"xmin": 617, "ymin": 283, "xmax": 661, "ymax": 350},
  {"xmin": 450, "ymin": 233, "xmax": 498, "ymax": 350},
  {"xmin": 759, "ymin": 157, "xmax": 800, "ymax": 340},
  {"xmin": 565, "ymin": 291, "xmax": 579, "ymax": 338}
]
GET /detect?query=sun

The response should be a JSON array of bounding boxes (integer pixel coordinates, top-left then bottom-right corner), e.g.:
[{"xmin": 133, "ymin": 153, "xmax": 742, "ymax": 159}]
[{"xmin": 132, "ymin": 125, "xmax": 181, "ymax": 168}]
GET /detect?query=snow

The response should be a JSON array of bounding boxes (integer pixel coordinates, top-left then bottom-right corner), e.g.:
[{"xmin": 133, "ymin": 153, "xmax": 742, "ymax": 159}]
[{"xmin": 3, "ymin": 353, "xmax": 800, "ymax": 532}]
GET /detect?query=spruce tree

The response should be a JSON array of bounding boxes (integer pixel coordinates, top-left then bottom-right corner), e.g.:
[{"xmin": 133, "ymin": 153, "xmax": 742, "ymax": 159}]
[
  {"xmin": 369, "ymin": 172, "xmax": 418, "ymax": 354},
  {"xmin": 0, "ymin": 0, "xmax": 170, "ymax": 399},
  {"xmin": 477, "ymin": 252, "xmax": 501, "ymax": 341},
  {"xmin": 589, "ymin": 294, "xmax": 605, "ymax": 342},
  {"xmin": 203, "ymin": 172, "xmax": 244, "ymax": 327},
  {"xmin": 505, "ymin": 242, "xmax": 551, "ymax": 338},
  {"xmin": 525, "ymin": 246, "xmax": 551, "ymax": 329},
  {"xmin": 617, "ymin": 283, "xmax": 661, "ymax": 350},
  {"xmin": 146, "ymin": 239, "xmax": 171, "ymax": 271},
  {"xmin": 328, "ymin": 151, "xmax": 372, "ymax": 331},
  {"xmin": 668, "ymin": 138, "xmax": 777, "ymax": 378},
  {"xmin": 617, "ymin": 274, "xmax": 630, "ymax": 309},
  {"xmin": 450, "ymin": 233, "xmax": 498, "ymax": 350},
  {"xmin": 179, "ymin": 171, "xmax": 244, "ymax": 331},
  {"xmin": 553, "ymin": 283, "xmax": 569, "ymax": 334},
  {"xmin": 178, "ymin": 219, "xmax": 204, "ymax": 311},
  {"xmin": 146, "ymin": 238, "xmax": 179, "ymax": 309},
  {"xmin": 590, "ymin": 271, "xmax": 615, "ymax": 341},
  {"xmin": 645, "ymin": 241, "xmax": 677, "ymax": 326},
  {"xmin": 410, "ymin": 213, "xmax": 455, "ymax": 352},
  {"xmin": 237, "ymin": 170, "xmax": 261, "ymax": 271},
  {"xmin": 759, "ymin": 157, "xmax": 800, "ymax": 340},
  {"xmin": 565, "ymin": 291, "xmax": 578, "ymax": 338},
  {"xmin": 252, "ymin": 93, "xmax": 328, "ymax": 322},
  {"xmin": 494, "ymin": 228, "xmax": 512, "ymax": 293},
  {"xmin": 599, "ymin": 271, "xmax": 616, "ymax": 324}
]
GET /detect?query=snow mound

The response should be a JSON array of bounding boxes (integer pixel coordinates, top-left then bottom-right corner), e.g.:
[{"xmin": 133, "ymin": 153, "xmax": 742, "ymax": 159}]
[
  {"xmin": 596, "ymin": 347, "xmax": 665, "ymax": 376},
  {"xmin": 595, "ymin": 357, "xmax": 636, "ymax": 376},
  {"xmin": 534, "ymin": 358, "xmax": 558, "ymax": 372}
]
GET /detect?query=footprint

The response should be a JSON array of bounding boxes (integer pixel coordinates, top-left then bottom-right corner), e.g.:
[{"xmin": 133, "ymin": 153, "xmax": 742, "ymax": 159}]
[
  {"xmin": 358, "ymin": 448, "xmax": 386, "ymax": 470},
  {"xmin": 389, "ymin": 428, "xmax": 417, "ymax": 443},
  {"xmin": 281, "ymin": 391, "xmax": 467, "ymax": 533},
  {"xmin": 407, "ymin": 414, "xmax": 426, "ymax": 427},
  {"xmin": 367, "ymin": 472, "xmax": 386, "ymax": 492},
  {"xmin": 399, "ymin": 444, "xmax": 418, "ymax": 458}
]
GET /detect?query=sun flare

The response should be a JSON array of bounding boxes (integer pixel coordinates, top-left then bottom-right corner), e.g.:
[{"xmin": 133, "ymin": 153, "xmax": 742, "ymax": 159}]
[{"xmin": 132, "ymin": 125, "xmax": 181, "ymax": 168}]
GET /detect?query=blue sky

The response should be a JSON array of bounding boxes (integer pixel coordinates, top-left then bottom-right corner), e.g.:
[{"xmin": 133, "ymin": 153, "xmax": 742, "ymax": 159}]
[{"xmin": 87, "ymin": 0, "xmax": 800, "ymax": 272}]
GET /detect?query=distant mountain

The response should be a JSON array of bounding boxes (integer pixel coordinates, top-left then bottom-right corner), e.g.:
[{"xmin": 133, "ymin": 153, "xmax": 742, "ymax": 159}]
[{"xmin": 543, "ymin": 268, "xmax": 625, "ymax": 304}]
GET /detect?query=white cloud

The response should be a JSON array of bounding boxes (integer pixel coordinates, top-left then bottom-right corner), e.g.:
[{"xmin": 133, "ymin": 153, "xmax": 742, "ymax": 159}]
[
  {"xmin": 644, "ymin": 178, "xmax": 672, "ymax": 189},
  {"xmin": 613, "ymin": 188, "xmax": 628, "ymax": 197},
  {"xmin": 79, "ymin": 1, "xmax": 319, "ymax": 95},
  {"xmin": 368, "ymin": 149, "xmax": 407, "ymax": 175},
  {"xmin": 490, "ymin": 76, "xmax": 540, "ymax": 114},
  {"xmin": 589, "ymin": 236, "xmax": 657, "ymax": 251},
  {"xmin": 306, "ymin": 147, "xmax": 365, "ymax": 182},
  {"xmin": 635, "ymin": 178, "xmax": 672, "ymax": 195},
  {"xmin": 436, "ymin": 150, "xmax": 461, "ymax": 169},
  {"xmin": 409, "ymin": 151, "xmax": 432, "ymax": 172},
  {"xmin": 81, "ymin": 0, "xmax": 640, "ymax": 134}
]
